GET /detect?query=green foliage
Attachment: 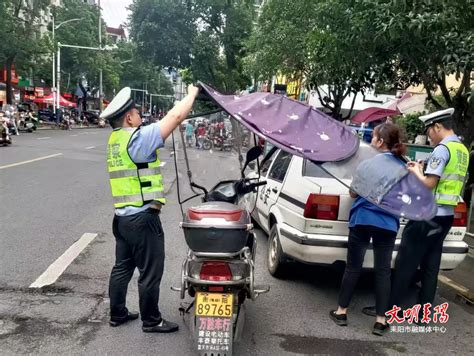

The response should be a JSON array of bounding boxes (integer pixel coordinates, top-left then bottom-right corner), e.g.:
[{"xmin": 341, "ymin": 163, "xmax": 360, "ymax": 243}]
[
  {"xmin": 129, "ymin": 0, "xmax": 254, "ymax": 93},
  {"xmin": 395, "ymin": 113, "xmax": 425, "ymax": 143},
  {"xmin": 366, "ymin": 0, "xmax": 474, "ymax": 143},
  {"xmin": 245, "ymin": 0, "xmax": 387, "ymax": 120},
  {"xmin": 54, "ymin": 0, "xmax": 106, "ymax": 93},
  {"xmin": 116, "ymin": 42, "xmax": 174, "ymax": 110},
  {"xmin": 0, "ymin": 0, "xmax": 51, "ymax": 103}
]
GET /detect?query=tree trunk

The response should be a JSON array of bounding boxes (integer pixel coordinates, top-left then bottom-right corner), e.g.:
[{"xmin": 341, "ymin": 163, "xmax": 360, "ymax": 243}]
[
  {"xmin": 452, "ymin": 89, "xmax": 474, "ymax": 147},
  {"xmin": 5, "ymin": 57, "xmax": 14, "ymax": 105}
]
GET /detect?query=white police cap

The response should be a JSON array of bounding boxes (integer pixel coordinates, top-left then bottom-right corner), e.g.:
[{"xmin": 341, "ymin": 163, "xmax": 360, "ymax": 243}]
[
  {"xmin": 419, "ymin": 108, "xmax": 454, "ymax": 128},
  {"xmin": 100, "ymin": 87, "xmax": 135, "ymax": 121}
]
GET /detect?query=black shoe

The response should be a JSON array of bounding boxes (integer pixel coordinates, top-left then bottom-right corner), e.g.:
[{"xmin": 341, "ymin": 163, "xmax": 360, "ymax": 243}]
[
  {"xmin": 362, "ymin": 306, "xmax": 377, "ymax": 317},
  {"xmin": 142, "ymin": 319, "xmax": 179, "ymax": 333},
  {"xmin": 372, "ymin": 322, "xmax": 389, "ymax": 336},
  {"xmin": 329, "ymin": 310, "xmax": 348, "ymax": 326},
  {"xmin": 109, "ymin": 311, "xmax": 139, "ymax": 327}
]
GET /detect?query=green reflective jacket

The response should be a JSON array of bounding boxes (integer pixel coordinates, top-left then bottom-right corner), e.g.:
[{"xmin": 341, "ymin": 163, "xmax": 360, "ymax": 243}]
[
  {"xmin": 107, "ymin": 128, "xmax": 165, "ymax": 208},
  {"xmin": 434, "ymin": 141, "xmax": 469, "ymax": 206}
]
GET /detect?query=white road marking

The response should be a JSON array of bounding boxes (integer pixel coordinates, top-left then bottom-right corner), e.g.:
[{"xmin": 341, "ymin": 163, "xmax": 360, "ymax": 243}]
[
  {"xmin": 37, "ymin": 137, "xmax": 51, "ymax": 140},
  {"xmin": 70, "ymin": 134, "xmax": 78, "ymax": 137},
  {"xmin": 86, "ymin": 146, "xmax": 95, "ymax": 149},
  {"xmin": 0, "ymin": 153, "xmax": 63, "ymax": 170},
  {"xmin": 29, "ymin": 233, "xmax": 98, "ymax": 288}
]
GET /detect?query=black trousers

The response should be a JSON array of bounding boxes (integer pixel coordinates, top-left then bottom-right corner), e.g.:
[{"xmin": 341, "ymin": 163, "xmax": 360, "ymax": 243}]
[
  {"xmin": 109, "ymin": 208, "xmax": 165, "ymax": 326},
  {"xmin": 390, "ymin": 215, "xmax": 453, "ymax": 309},
  {"xmin": 338, "ymin": 225, "xmax": 397, "ymax": 316}
]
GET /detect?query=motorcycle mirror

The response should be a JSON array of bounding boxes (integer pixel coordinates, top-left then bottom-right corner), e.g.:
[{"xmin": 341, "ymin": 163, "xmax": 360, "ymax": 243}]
[
  {"xmin": 246, "ymin": 146, "xmax": 263, "ymax": 163},
  {"xmin": 241, "ymin": 146, "xmax": 263, "ymax": 176}
]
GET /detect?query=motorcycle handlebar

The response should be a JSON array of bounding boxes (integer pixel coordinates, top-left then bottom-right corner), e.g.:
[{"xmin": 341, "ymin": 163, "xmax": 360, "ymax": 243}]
[
  {"xmin": 191, "ymin": 182, "xmax": 208, "ymax": 195},
  {"xmin": 252, "ymin": 181, "xmax": 267, "ymax": 187}
]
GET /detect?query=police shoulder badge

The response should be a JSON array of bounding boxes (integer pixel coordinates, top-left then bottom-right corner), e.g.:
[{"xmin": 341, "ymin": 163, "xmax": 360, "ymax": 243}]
[{"xmin": 429, "ymin": 157, "xmax": 441, "ymax": 169}]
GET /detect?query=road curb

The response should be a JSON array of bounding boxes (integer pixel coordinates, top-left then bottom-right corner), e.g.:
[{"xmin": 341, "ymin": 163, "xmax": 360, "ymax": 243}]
[{"xmin": 438, "ymin": 274, "xmax": 474, "ymax": 305}]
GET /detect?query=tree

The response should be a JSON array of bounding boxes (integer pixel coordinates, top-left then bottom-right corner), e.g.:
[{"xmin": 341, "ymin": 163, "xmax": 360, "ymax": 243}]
[
  {"xmin": 0, "ymin": 0, "xmax": 50, "ymax": 104},
  {"xmin": 53, "ymin": 0, "xmax": 113, "ymax": 95},
  {"xmin": 366, "ymin": 0, "xmax": 474, "ymax": 143},
  {"xmin": 115, "ymin": 42, "xmax": 174, "ymax": 111},
  {"xmin": 245, "ymin": 0, "xmax": 384, "ymax": 120},
  {"xmin": 129, "ymin": 0, "xmax": 196, "ymax": 69},
  {"xmin": 129, "ymin": 0, "xmax": 254, "ymax": 93}
]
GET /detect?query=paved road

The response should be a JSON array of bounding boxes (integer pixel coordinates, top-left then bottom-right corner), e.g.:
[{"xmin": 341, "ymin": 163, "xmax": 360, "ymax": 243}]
[{"xmin": 0, "ymin": 129, "xmax": 473, "ymax": 355}]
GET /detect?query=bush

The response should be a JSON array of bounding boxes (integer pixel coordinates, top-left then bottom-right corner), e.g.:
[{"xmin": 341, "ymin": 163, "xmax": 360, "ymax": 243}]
[{"xmin": 395, "ymin": 113, "xmax": 425, "ymax": 143}]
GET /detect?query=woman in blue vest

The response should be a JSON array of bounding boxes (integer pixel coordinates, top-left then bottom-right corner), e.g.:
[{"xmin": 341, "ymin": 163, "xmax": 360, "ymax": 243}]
[{"xmin": 330, "ymin": 123, "xmax": 407, "ymax": 336}]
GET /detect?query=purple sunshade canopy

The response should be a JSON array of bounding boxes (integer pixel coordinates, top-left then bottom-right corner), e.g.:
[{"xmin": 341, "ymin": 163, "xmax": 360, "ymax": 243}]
[{"xmin": 199, "ymin": 82, "xmax": 359, "ymax": 162}]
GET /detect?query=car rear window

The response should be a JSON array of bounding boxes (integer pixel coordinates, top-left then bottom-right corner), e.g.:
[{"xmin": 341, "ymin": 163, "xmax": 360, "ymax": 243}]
[{"xmin": 303, "ymin": 160, "xmax": 333, "ymax": 178}]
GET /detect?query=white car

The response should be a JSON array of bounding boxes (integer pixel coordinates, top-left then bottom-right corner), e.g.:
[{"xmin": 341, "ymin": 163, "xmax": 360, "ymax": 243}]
[{"xmin": 244, "ymin": 147, "xmax": 469, "ymax": 277}]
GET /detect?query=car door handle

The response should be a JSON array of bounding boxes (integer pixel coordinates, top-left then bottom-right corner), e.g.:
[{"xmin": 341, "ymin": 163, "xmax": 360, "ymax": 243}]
[{"xmin": 271, "ymin": 187, "xmax": 278, "ymax": 193}]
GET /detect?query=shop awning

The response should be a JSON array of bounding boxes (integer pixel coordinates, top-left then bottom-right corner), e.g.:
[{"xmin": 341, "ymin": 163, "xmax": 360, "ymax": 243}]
[
  {"xmin": 351, "ymin": 107, "xmax": 400, "ymax": 124},
  {"xmin": 34, "ymin": 93, "xmax": 77, "ymax": 107}
]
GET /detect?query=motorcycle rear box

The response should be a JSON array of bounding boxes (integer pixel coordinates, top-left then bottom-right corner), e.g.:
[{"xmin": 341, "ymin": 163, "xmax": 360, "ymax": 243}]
[{"xmin": 181, "ymin": 202, "xmax": 251, "ymax": 253}]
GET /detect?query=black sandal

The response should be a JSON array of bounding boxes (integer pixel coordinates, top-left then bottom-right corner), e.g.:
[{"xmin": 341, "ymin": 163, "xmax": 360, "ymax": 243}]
[{"xmin": 329, "ymin": 310, "xmax": 348, "ymax": 326}]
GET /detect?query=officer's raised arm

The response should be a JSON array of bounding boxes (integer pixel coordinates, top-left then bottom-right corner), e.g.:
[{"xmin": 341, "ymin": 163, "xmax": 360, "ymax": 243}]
[{"xmin": 159, "ymin": 84, "xmax": 200, "ymax": 140}]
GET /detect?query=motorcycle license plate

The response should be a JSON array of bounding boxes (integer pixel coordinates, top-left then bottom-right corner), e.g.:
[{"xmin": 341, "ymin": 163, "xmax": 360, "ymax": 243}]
[{"xmin": 195, "ymin": 293, "xmax": 233, "ymax": 318}]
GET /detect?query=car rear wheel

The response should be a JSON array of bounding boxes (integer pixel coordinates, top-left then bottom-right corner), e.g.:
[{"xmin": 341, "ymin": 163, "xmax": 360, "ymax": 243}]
[{"xmin": 267, "ymin": 225, "xmax": 287, "ymax": 278}]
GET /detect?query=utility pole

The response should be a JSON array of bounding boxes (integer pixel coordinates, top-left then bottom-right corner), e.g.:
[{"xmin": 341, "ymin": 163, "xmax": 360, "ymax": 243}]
[
  {"xmin": 52, "ymin": 16, "xmax": 56, "ymax": 115},
  {"xmin": 56, "ymin": 43, "xmax": 61, "ymax": 125},
  {"xmin": 98, "ymin": 0, "xmax": 103, "ymax": 112},
  {"xmin": 51, "ymin": 17, "xmax": 81, "ymax": 123}
]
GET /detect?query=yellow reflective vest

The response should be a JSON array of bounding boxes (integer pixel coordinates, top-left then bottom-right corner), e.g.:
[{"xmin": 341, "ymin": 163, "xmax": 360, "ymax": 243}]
[
  {"xmin": 434, "ymin": 141, "xmax": 469, "ymax": 206},
  {"xmin": 107, "ymin": 127, "xmax": 166, "ymax": 208}
]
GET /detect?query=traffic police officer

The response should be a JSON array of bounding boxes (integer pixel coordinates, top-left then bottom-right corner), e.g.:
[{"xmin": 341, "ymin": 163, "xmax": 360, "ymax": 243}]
[
  {"xmin": 102, "ymin": 84, "xmax": 200, "ymax": 332},
  {"xmin": 390, "ymin": 108, "xmax": 469, "ymax": 311}
]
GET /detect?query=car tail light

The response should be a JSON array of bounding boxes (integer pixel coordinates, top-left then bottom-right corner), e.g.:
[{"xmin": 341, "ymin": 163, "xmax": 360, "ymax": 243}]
[
  {"xmin": 453, "ymin": 202, "xmax": 467, "ymax": 227},
  {"xmin": 303, "ymin": 194, "xmax": 339, "ymax": 220},
  {"xmin": 200, "ymin": 262, "xmax": 232, "ymax": 281}
]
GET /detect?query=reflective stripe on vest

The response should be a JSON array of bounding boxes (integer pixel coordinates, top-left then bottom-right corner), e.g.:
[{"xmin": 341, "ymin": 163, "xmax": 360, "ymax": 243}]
[
  {"xmin": 434, "ymin": 141, "xmax": 469, "ymax": 206},
  {"xmin": 440, "ymin": 173, "xmax": 465, "ymax": 182},
  {"xmin": 109, "ymin": 167, "xmax": 162, "ymax": 179},
  {"xmin": 107, "ymin": 127, "xmax": 166, "ymax": 208},
  {"xmin": 113, "ymin": 191, "xmax": 165, "ymax": 205}
]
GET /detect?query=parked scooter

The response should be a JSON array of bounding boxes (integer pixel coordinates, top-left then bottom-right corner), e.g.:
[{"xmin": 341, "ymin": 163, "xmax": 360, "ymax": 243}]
[
  {"xmin": 18, "ymin": 112, "xmax": 38, "ymax": 132},
  {"xmin": 0, "ymin": 114, "xmax": 12, "ymax": 146},
  {"xmin": 4, "ymin": 111, "xmax": 19, "ymax": 136},
  {"xmin": 173, "ymin": 146, "xmax": 269, "ymax": 355},
  {"xmin": 203, "ymin": 134, "xmax": 233, "ymax": 151}
]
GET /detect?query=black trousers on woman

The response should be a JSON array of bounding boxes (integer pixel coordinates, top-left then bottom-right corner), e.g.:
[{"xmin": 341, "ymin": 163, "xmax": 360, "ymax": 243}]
[
  {"xmin": 109, "ymin": 208, "xmax": 165, "ymax": 327},
  {"xmin": 338, "ymin": 225, "xmax": 397, "ymax": 316}
]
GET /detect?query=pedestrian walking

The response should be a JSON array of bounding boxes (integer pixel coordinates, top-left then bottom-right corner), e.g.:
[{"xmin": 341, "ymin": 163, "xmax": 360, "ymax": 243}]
[
  {"xmin": 197, "ymin": 124, "xmax": 206, "ymax": 149},
  {"xmin": 101, "ymin": 84, "xmax": 200, "ymax": 333},
  {"xmin": 185, "ymin": 120, "xmax": 194, "ymax": 147},
  {"xmin": 330, "ymin": 123, "xmax": 407, "ymax": 336},
  {"xmin": 362, "ymin": 108, "xmax": 469, "ymax": 321}
]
